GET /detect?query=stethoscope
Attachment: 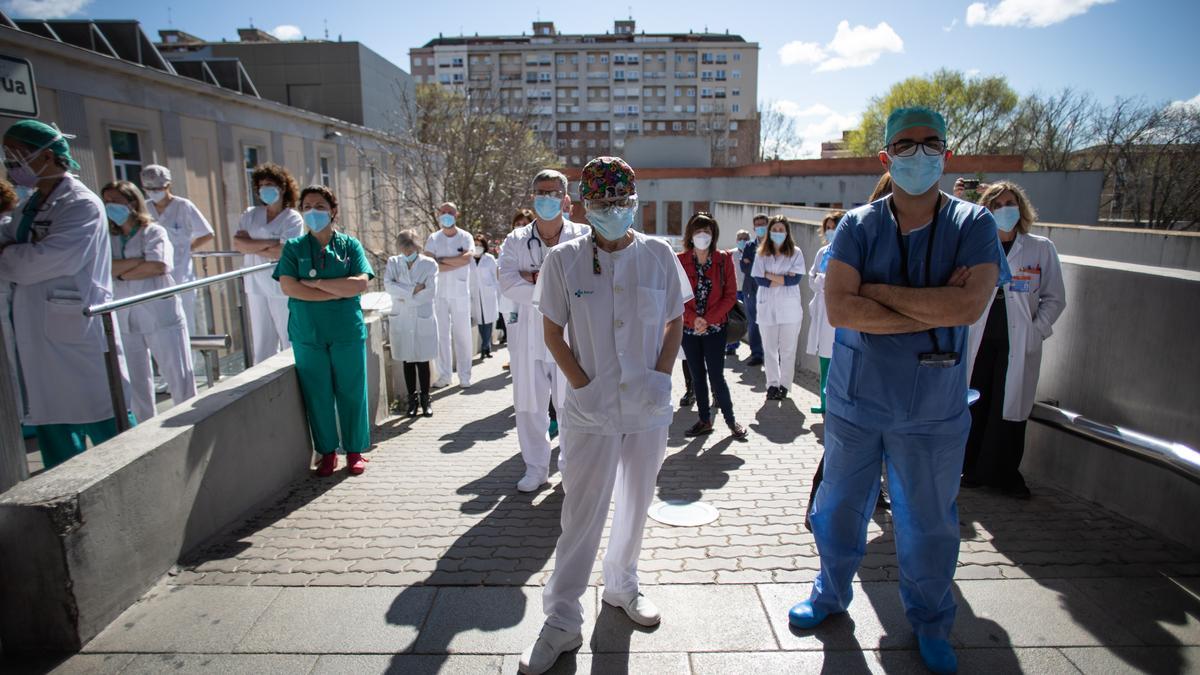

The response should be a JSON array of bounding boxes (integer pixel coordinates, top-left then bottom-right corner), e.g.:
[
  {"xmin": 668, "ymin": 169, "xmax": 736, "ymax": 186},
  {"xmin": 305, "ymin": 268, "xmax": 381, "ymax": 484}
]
[{"xmin": 526, "ymin": 230, "xmax": 546, "ymax": 270}]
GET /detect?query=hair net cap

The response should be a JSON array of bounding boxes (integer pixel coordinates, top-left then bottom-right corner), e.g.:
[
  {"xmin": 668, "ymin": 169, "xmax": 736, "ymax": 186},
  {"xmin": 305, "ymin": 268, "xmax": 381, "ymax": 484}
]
[
  {"xmin": 141, "ymin": 164, "xmax": 171, "ymax": 188},
  {"xmin": 884, "ymin": 107, "xmax": 947, "ymax": 146},
  {"xmin": 4, "ymin": 119, "xmax": 80, "ymax": 169},
  {"xmin": 580, "ymin": 156, "xmax": 636, "ymax": 200}
]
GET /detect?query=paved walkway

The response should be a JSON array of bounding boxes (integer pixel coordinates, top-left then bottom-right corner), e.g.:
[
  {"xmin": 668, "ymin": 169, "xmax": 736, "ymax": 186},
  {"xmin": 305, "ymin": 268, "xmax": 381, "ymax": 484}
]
[{"xmin": 17, "ymin": 348, "xmax": 1200, "ymax": 674}]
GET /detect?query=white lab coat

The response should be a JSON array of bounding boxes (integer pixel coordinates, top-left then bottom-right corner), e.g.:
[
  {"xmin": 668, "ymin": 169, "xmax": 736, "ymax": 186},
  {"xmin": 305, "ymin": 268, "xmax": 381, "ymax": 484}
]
[
  {"xmin": 730, "ymin": 246, "xmax": 746, "ymax": 290},
  {"xmin": 805, "ymin": 244, "xmax": 835, "ymax": 359},
  {"xmin": 148, "ymin": 196, "xmax": 214, "ymax": 286},
  {"xmin": 967, "ymin": 232, "xmax": 1067, "ymax": 421},
  {"xmin": 469, "ymin": 252, "xmax": 500, "ymax": 326},
  {"xmin": 385, "ymin": 254, "xmax": 439, "ymax": 362},
  {"xmin": 498, "ymin": 219, "xmax": 590, "ymax": 414},
  {"xmin": 750, "ymin": 247, "xmax": 807, "ymax": 326},
  {"xmin": 236, "ymin": 206, "xmax": 303, "ymax": 363},
  {"xmin": 0, "ymin": 175, "xmax": 130, "ymax": 425},
  {"xmin": 111, "ymin": 222, "xmax": 195, "ymax": 421},
  {"xmin": 426, "ymin": 227, "xmax": 475, "ymax": 384},
  {"xmin": 535, "ymin": 230, "xmax": 691, "ymax": 435}
]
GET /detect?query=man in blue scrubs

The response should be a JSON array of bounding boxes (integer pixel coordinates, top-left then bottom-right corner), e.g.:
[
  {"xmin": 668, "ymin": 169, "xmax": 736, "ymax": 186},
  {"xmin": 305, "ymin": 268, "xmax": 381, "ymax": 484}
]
[{"xmin": 788, "ymin": 107, "xmax": 1004, "ymax": 675}]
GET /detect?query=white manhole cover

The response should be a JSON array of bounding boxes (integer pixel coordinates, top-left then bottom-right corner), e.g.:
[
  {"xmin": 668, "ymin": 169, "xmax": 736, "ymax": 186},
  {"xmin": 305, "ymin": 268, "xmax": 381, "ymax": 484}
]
[{"xmin": 647, "ymin": 500, "xmax": 719, "ymax": 527}]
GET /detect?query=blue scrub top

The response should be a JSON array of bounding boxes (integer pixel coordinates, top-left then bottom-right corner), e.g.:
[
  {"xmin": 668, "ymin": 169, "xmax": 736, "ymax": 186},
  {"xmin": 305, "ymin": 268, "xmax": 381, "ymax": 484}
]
[{"xmin": 825, "ymin": 193, "xmax": 1011, "ymax": 432}]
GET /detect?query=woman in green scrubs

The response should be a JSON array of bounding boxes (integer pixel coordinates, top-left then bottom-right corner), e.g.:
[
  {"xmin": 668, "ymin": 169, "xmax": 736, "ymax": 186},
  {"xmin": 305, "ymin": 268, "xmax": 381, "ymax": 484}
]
[{"xmin": 274, "ymin": 185, "xmax": 374, "ymax": 476}]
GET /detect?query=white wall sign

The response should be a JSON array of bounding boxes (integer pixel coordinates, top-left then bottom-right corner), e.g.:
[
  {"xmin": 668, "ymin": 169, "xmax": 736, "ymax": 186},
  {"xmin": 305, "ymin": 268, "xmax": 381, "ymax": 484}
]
[{"xmin": 0, "ymin": 55, "xmax": 38, "ymax": 118}]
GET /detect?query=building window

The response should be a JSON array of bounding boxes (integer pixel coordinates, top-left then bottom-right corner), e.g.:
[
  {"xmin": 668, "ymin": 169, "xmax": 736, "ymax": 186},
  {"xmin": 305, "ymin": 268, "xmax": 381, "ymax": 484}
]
[
  {"xmin": 730, "ymin": 121, "xmax": 739, "ymax": 131},
  {"xmin": 691, "ymin": 201, "xmax": 710, "ymax": 217},
  {"xmin": 687, "ymin": 121, "xmax": 696, "ymax": 131},
  {"xmin": 641, "ymin": 200, "xmax": 657, "ymax": 234},
  {"xmin": 657, "ymin": 122, "xmax": 666, "ymax": 131},
  {"xmin": 600, "ymin": 55, "xmax": 609, "ymax": 64},
  {"xmin": 671, "ymin": 121, "xmax": 682, "ymax": 131},
  {"xmin": 413, "ymin": 57, "xmax": 422, "ymax": 66},
  {"xmin": 242, "ymin": 145, "xmax": 261, "ymax": 206},
  {"xmin": 666, "ymin": 201, "xmax": 682, "ymax": 236},
  {"xmin": 110, "ymin": 129, "xmax": 143, "ymax": 188},
  {"xmin": 319, "ymin": 156, "xmax": 331, "ymax": 187},
  {"xmin": 731, "ymin": 88, "xmax": 741, "ymax": 97},
  {"xmin": 369, "ymin": 165, "xmax": 379, "ymax": 212},
  {"xmin": 601, "ymin": 122, "xmax": 610, "ymax": 131},
  {"xmin": 731, "ymin": 103, "xmax": 741, "ymax": 113},
  {"xmin": 587, "ymin": 54, "xmax": 595, "ymax": 64},
  {"xmin": 733, "ymin": 53, "xmax": 741, "ymax": 61},
  {"xmin": 571, "ymin": 122, "xmax": 581, "ymax": 131},
  {"xmin": 586, "ymin": 122, "xmax": 596, "ymax": 131},
  {"xmin": 732, "ymin": 70, "xmax": 741, "ymax": 79}
]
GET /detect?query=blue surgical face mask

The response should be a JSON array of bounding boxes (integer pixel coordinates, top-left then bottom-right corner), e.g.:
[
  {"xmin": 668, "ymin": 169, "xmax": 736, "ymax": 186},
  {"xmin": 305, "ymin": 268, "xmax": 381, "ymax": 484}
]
[
  {"xmin": 737, "ymin": 239, "xmax": 750, "ymax": 250},
  {"xmin": 769, "ymin": 231, "xmax": 787, "ymax": 247},
  {"xmin": 825, "ymin": 228, "xmax": 837, "ymax": 246},
  {"xmin": 403, "ymin": 252, "xmax": 419, "ymax": 264},
  {"xmin": 993, "ymin": 205, "xmax": 1020, "ymax": 233},
  {"xmin": 754, "ymin": 225, "xmax": 768, "ymax": 239},
  {"xmin": 587, "ymin": 206, "xmax": 636, "ymax": 241},
  {"xmin": 105, "ymin": 203, "xmax": 131, "ymax": 225},
  {"xmin": 303, "ymin": 209, "xmax": 332, "ymax": 232},
  {"xmin": 438, "ymin": 213, "xmax": 456, "ymax": 229},
  {"xmin": 887, "ymin": 152, "xmax": 944, "ymax": 196},
  {"xmin": 534, "ymin": 195, "xmax": 563, "ymax": 221},
  {"xmin": 258, "ymin": 186, "xmax": 281, "ymax": 205}
]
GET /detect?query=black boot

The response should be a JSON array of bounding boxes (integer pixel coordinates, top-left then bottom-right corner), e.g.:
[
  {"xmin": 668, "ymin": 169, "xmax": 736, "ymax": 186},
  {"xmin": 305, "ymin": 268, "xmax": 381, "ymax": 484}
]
[
  {"xmin": 420, "ymin": 393, "xmax": 433, "ymax": 417},
  {"xmin": 406, "ymin": 395, "xmax": 419, "ymax": 417}
]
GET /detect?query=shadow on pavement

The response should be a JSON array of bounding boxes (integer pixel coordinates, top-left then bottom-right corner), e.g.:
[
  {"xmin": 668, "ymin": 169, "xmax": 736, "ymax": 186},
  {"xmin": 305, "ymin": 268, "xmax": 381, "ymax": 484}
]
[
  {"xmin": 437, "ymin": 405, "xmax": 516, "ymax": 454},
  {"xmin": 751, "ymin": 397, "xmax": 811, "ymax": 444},
  {"xmin": 657, "ymin": 436, "xmax": 744, "ymax": 503}
]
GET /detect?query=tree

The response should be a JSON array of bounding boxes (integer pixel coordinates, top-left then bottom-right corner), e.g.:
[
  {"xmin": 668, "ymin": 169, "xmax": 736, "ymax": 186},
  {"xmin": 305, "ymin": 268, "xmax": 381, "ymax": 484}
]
[
  {"xmin": 1010, "ymin": 88, "xmax": 1097, "ymax": 171},
  {"xmin": 758, "ymin": 100, "xmax": 801, "ymax": 160},
  {"xmin": 847, "ymin": 69, "xmax": 1019, "ymax": 156}
]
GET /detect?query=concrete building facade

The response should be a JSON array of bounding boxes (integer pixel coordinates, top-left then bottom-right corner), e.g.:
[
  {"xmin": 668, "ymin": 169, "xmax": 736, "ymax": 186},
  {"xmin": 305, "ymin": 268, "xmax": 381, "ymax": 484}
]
[{"xmin": 409, "ymin": 19, "xmax": 759, "ymax": 168}]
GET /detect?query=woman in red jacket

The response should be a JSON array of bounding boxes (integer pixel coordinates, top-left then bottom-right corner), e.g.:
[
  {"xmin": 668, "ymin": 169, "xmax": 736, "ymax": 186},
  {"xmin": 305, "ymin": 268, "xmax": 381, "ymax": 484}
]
[{"xmin": 678, "ymin": 213, "xmax": 748, "ymax": 440}]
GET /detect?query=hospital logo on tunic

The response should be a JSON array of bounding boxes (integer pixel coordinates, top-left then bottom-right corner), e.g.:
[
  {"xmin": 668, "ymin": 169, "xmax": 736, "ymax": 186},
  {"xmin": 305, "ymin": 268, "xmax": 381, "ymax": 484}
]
[{"xmin": 574, "ymin": 289, "xmax": 594, "ymax": 298}]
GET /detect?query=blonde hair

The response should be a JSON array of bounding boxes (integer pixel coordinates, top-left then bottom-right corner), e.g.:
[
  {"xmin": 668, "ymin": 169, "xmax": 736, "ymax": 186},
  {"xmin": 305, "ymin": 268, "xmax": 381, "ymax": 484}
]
[
  {"xmin": 978, "ymin": 180, "xmax": 1037, "ymax": 235},
  {"xmin": 100, "ymin": 180, "xmax": 154, "ymax": 234},
  {"xmin": 821, "ymin": 210, "xmax": 845, "ymax": 244}
]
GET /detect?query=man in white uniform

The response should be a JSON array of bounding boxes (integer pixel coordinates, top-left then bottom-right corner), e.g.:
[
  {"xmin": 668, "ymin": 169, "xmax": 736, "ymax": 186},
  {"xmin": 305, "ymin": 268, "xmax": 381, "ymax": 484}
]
[
  {"xmin": 140, "ymin": 165, "xmax": 214, "ymax": 333},
  {"xmin": 498, "ymin": 169, "xmax": 589, "ymax": 492},
  {"xmin": 520, "ymin": 157, "xmax": 689, "ymax": 674},
  {"xmin": 425, "ymin": 202, "xmax": 474, "ymax": 388}
]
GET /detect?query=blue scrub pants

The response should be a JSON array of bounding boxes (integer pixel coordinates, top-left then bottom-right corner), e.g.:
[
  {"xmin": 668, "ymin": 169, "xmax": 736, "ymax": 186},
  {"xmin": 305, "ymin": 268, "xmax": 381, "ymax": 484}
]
[
  {"xmin": 808, "ymin": 411, "xmax": 968, "ymax": 640},
  {"xmin": 744, "ymin": 288, "xmax": 763, "ymax": 359}
]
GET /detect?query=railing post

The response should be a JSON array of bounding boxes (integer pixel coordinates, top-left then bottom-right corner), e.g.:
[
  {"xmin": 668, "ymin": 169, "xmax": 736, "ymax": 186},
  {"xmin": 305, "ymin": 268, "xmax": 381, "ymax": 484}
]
[
  {"xmin": 200, "ymin": 256, "xmax": 219, "ymax": 386},
  {"xmin": 236, "ymin": 275, "xmax": 253, "ymax": 371},
  {"xmin": 101, "ymin": 313, "xmax": 131, "ymax": 432}
]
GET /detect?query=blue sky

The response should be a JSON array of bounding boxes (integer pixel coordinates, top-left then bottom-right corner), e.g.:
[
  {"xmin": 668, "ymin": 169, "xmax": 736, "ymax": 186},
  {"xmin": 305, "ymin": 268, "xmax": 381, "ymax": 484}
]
[{"xmin": 10, "ymin": 0, "xmax": 1200, "ymax": 156}]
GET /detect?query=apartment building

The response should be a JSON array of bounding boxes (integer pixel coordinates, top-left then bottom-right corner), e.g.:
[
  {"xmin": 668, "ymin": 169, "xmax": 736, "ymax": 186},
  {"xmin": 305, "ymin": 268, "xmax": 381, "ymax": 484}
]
[{"xmin": 410, "ymin": 19, "xmax": 759, "ymax": 167}]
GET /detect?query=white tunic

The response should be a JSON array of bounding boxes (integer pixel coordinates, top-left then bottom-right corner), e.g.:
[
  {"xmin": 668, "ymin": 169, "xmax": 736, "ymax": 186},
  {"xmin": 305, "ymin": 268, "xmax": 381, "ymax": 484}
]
[
  {"xmin": 0, "ymin": 175, "xmax": 130, "ymax": 425},
  {"xmin": 805, "ymin": 244, "xmax": 836, "ymax": 359},
  {"xmin": 469, "ymin": 252, "xmax": 500, "ymax": 325},
  {"xmin": 535, "ymin": 231, "xmax": 691, "ymax": 435},
  {"xmin": 385, "ymin": 254, "xmax": 439, "ymax": 362},
  {"xmin": 235, "ymin": 206, "xmax": 303, "ymax": 297},
  {"xmin": 750, "ymin": 248, "xmax": 807, "ymax": 326},
  {"xmin": 498, "ymin": 219, "xmax": 590, "ymax": 414},
  {"xmin": 967, "ymin": 232, "xmax": 1067, "ymax": 421},
  {"xmin": 148, "ymin": 196, "xmax": 214, "ymax": 285},
  {"xmin": 425, "ymin": 228, "xmax": 474, "ymax": 304},
  {"xmin": 110, "ymin": 222, "xmax": 187, "ymax": 334}
]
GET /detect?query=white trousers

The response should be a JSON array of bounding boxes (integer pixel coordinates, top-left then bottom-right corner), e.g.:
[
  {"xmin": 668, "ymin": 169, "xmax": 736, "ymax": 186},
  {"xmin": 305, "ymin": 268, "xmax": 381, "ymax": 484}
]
[
  {"xmin": 434, "ymin": 296, "xmax": 472, "ymax": 386},
  {"xmin": 760, "ymin": 321, "xmax": 803, "ymax": 389},
  {"xmin": 514, "ymin": 359, "xmax": 556, "ymax": 480},
  {"xmin": 125, "ymin": 325, "xmax": 197, "ymax": 422},
  {"xmin": 543, "ymin": 426, "xmax": 668, "ymax": 633},
  {"xmin": 247, "ymin": 294, "xmax": 290, "ymax": 365},
  {"xmin": 180, "ymin": 288, "xmax": 198, "ymax": 335}
]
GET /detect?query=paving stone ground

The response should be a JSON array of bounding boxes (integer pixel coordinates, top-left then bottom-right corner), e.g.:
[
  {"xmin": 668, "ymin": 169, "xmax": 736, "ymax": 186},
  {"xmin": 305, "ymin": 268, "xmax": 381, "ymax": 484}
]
[{"xmin": 12, "ymin": 346, "xmax": 1200, "ymax": 674}]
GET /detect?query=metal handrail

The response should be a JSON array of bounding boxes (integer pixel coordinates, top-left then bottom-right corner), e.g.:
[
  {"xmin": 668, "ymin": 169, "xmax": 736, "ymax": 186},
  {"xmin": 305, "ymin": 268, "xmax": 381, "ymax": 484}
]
[
  {"xmin": 83, "ymin": 261, "xmax": 275, "ymax": 432},
  {"xmin": 191, "ymin": 251, "xmax": 248, "ymax": 259},
  {"xmin": 1030, "ymin": 402, "xmax": 1200, "ymax": 485}
]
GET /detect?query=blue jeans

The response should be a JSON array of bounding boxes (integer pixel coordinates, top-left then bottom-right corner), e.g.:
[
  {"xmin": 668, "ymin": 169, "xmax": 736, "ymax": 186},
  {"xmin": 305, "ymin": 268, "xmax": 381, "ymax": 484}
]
[
  {"xmin": 478, "ymin": 322, "xmax": 493, "ymax": 355},
  {"xmin": 744, "ymin": 289, "xmax": 763, "ymax": 359},
  {"xmin": 681, "ymin": 327, "xmax": 735, "ymax": 426}
]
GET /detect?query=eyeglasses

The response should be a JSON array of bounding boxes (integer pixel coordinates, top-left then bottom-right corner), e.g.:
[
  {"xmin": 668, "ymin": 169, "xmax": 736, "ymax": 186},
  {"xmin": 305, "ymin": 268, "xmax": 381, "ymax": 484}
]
[
  {"xmin": 533, "ymin": 189, "xmax": 565, "ymax": 199},
  {"xmin": 887, "ymin": 138, "xmax": 947, "ymax": 157},
  {"xmin": 583, "ymin": 195, "xmax": 637, "ymax": 212}
]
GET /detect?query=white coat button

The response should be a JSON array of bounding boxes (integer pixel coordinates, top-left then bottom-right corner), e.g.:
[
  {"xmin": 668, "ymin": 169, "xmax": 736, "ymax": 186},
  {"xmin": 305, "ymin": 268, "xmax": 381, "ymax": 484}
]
[{"xmin": 616, "ymin": 320, "xmax": 624, "ymax": 328}]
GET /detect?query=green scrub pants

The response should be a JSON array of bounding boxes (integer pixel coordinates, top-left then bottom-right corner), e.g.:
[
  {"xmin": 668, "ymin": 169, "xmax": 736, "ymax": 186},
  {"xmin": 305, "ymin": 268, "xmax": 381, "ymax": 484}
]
[
  {"xmin": 37, "ymin": 413, "xmax": 137, "ymax": 469},
  {"xmin": 293, "ymin": 339, "xmax": 370, "ymax": 455},
  {"xmin": 813, "ymin": 356, "xmax": 831, "ymax": 413}
]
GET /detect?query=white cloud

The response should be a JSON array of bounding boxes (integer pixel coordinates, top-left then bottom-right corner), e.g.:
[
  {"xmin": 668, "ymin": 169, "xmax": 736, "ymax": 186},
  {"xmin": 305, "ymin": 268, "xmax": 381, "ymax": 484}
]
[
  {"xmin": 4, "ymin": 0, "xmax": 90, "ymax": 19},
  {"xmin": 965, "ymin": 0, "xmax": 1114, "ymax": 28},
  {"xmin": 779, "ymin": 21, "xmax": 904, "ymax": 73},
  {"xmin": 943, "ymin": 18, "xmax": 959, "ymax": 32},
  {"xmin": 271, "ymin": 24, "xmax": 303, "ymax": 41},
  {"xmin": 774, "ymin": 100, "xmax": 861, "ymax": 159},
  {"xmin": 1169, "ymin": 93, "xmax": 1200, "ymax": 110}
]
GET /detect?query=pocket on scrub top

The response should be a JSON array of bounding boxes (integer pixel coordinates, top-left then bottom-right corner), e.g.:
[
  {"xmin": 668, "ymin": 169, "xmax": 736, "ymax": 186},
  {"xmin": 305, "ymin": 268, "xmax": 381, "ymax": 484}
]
[
  {"xmin": 417, "ymin": 303, "xmax": 434, "ymax": 319},
  {"xmin": 44, "ymin": 297, "xmax": 91, "ymax": 345},
  {"xmin": 641, "ymin": 369, "xmax": 673, "ymax": 412},
  {"xmin": 636, "ymin": 286, "xmax": 665, "ymax": 324},
  {"xmin": 826, "ymin": 342, "xmax": 859, "ymax": 402},
  {"xmin": 908, "ymin": 363, "xmax": 964, "ymax": 422},
  {"xmin": 564, "ymin": 377, "xmax": 607, "ymax": 427}
]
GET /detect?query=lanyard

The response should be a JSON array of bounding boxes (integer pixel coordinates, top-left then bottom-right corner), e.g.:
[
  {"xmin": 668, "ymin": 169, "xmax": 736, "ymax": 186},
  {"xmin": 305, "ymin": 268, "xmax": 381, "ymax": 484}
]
[
  {"xmin": 118, "ymin": 223, "xmax": 141, "ymax": 259},
  {"xmin": 15, "ymin": 192, "xmax": 43, "ymax": 244},
  {"xmin": 891, "ymin": 194, "xmax": 943, "ymax": 353}
]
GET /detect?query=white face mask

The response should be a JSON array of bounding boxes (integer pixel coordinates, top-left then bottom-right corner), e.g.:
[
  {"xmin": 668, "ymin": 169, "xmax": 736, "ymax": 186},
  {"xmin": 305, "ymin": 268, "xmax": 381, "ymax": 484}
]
[
  {"xmin": 692, "ymin": 233, "xmax": 712, "ymax": 250},
  {"xmin": 474, "ymin": 245, "xmax": 484, "ymax": 256},
  {"xmin": 145, "ymin": 189, "xmax": 167, "ymax": 203}
]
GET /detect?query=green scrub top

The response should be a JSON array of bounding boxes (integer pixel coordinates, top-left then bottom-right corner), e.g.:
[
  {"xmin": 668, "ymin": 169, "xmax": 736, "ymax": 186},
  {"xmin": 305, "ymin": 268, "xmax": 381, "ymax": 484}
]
[{"xmin": 273, "ymin": 231, "xmax": 375, "ymax": 344}]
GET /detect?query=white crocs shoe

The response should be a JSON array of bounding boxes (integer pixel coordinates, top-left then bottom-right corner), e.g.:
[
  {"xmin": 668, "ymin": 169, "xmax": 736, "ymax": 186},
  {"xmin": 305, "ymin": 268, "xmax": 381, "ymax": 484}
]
[
  {"xmin": 518, "ymin": 623, "xmax": 583, "ymax": 674},
  {"xmin": 602, "ymin": 591, "xmax": 661, "ymax": 627},
  {"xmin": 516, "ymin": 473, "xmax": 549, "ymax": 493}
]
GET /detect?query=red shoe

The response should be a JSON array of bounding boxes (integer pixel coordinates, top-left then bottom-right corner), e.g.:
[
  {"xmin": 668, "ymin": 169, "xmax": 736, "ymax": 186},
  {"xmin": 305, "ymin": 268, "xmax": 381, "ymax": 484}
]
[
  {"xmin": 316, "ymin": 453, "xmax": 338, "ymax": 477},
  {"xmin": 346, "ymin": 452, "xmax": 368, "ymax": 475}
]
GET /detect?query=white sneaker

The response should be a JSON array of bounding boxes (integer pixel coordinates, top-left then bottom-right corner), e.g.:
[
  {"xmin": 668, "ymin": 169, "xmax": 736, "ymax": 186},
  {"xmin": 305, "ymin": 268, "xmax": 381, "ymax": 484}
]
[
  {"xmin": 518, "ymin": 623, "xmax": 583, "ymax": 674},
  {"xmin": 431, "ymin": 379, "xmax": 450, "ymax": 389},
  {"xmin": 602, "ymin": 591, "xmax": 661, "ymax": 627},
  {"xmin": 459, "ymin": 380, "xmax": 472, "ymax": 389},
  {"xmin": 517, "ymin": 474, "xmax": 548, "ymax": 493}
]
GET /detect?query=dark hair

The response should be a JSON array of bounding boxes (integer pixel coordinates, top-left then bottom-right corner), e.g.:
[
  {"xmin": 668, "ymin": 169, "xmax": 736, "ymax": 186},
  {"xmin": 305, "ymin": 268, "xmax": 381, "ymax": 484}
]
[
  {"xmin": 511, "ymin": 208, "xmax": 535, "ymax": 228},
  {"xmin": 0, "ymin": 178, "xmax": 16, "ymax": 214},
  {"xmin": 752, "ymin": 212, "xmax": 769, "ymax": 226},
  {"xmin": 759, "ymin": 215, "xmax": 795, "ymax": 257},
  {"xmin": 100, "ymin": 180, "xmax": 155, "ymax": 234},
  {"xmin": 251, "ymin": 163, "xmax": 300, "ymax": 209},
  {"xmin": 869, "ymin": 173, "xmax": 893, "ymax": 202},
  {"xmin": 474, "ymin": 233, "xmax": 489, "ymax": 248},
  {"xmin": 299, "ymin": 184, "xmax": 338, "ymax": 210},
  {"xmin": 683, "ymin": 212, "xmax": 720, "ymax": 251}
]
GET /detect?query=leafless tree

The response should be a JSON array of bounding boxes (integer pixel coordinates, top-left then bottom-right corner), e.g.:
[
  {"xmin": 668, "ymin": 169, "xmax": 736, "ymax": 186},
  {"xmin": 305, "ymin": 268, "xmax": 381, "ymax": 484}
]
[
  {"xmin": 758, "ymin": 100, "xmax": 800, "ymax": 160},
  {"xmin": 1010, "ymin": 88, "xmax": 1098, "ymax": 171}
]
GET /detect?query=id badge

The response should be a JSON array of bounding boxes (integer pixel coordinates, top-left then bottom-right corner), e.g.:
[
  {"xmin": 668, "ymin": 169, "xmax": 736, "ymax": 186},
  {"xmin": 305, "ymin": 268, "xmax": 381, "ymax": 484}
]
[{"xmin": 918, "ymin": 352, "xmax": 958, "ymax": 368}]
